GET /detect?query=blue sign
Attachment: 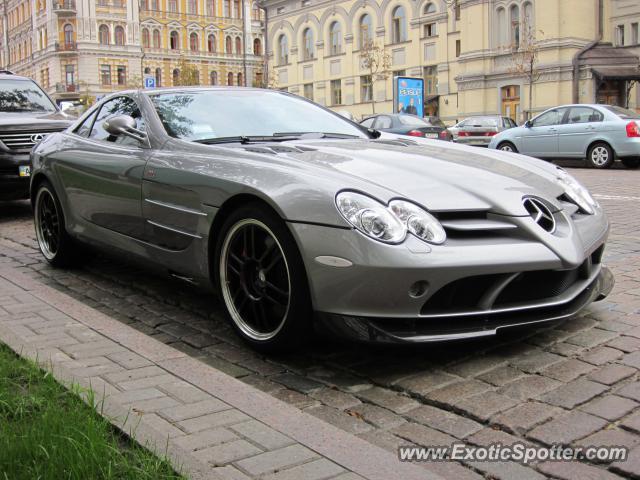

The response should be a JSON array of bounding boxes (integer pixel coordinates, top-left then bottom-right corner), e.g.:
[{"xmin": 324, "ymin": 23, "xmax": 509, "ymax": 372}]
[
  {"xmin": 393, "ymin": 77, "xmax": 425, "ymax": 117},
  {"xmin": 144, "ymin": 76, "xmax": 156, "ymax": 88}
]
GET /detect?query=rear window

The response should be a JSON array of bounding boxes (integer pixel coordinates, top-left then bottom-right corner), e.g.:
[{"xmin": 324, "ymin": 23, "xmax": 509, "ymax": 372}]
[
  {"xmin": 425, "ymin": 117, "xmax": 446, "ymax": 128},
  {"xmin": 603, "ymin": 105, "xmax": 640, "ymax": 119},
  {"xmin": 397, "ymin": 115, "xmax": 430, "ymax": 127},
  {"xmin": 463, "ymin": 117, "xmax": 499, "ymax": 127},
  {"xmin": 0, "ymin": 78, "xmax": 57, "ymax": 113}
]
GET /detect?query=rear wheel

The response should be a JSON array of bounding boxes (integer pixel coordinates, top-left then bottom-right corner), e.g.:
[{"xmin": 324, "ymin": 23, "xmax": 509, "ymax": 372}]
[
  {"xmin": 215, "ymin": 203, "xmax": 312, "ymax": 352},
  {"xmin": 34, "ymin": 181, "xmax": 81, "ymax": 267},
  {"xmin": 498, "ymin": 142, "xmax": 518, "ymax": 153},
  {"xmin": 621, "ymin": 158, "xmax": 640, "ymax": 169},
  {"xmin": 587, "ymin": 142, "xmax": 614, "ymax": 169}
]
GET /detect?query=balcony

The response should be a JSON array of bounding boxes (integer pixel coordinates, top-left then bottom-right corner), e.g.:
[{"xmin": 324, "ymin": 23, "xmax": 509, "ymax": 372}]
[
  {"xmin": 55, "ymin": 42, "xmax": 77, "ymax": 53},
  {"xmin": 96, "ymin": 1, "xmax": 126, "ymax": 8},
  {"xmin": 53, "ymin": 1, "xmax": 76, "ymax": 15},
  {"xmin": 55, "ymin": 83, "xmax": 78, "ymax": 93}
]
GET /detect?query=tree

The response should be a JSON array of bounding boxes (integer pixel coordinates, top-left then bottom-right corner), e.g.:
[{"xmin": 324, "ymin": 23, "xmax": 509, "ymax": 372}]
[
  {"xmin": 509, "ymin": 21, "xmax": 543, "ymax": 122},
  {"xmin": 175, "ymin": 57, "xmax": 200, "ymax": 86},
  {"xmin": 359, "ymin": 40, "xmax": 391, "ymax": 114},
  {"xmin": 625, "ymin": 80, "xmax": 638, "ymax": 109}
]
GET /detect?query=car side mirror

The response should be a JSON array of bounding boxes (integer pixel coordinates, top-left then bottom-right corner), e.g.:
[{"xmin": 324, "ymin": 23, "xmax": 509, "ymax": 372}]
[
  {"xmin": 103, "ymin": 115, "xmax": 146, "ymax": 142},
  {"xmin": 524, "ymin": 120, "xmax": 532, "ymax": 128}
]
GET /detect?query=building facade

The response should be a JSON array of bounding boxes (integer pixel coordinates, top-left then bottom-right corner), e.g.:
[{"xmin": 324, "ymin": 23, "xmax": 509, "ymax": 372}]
[
  {"xmin": 0, "ymin": 0, "xmax": 265, "ymax": 104},
  {"xmin": 264, "ymin": 0, "xmax": 639, "ymax": 123}
]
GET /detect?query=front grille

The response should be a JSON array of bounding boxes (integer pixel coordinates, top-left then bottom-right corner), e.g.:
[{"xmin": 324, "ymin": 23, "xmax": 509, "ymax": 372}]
[
  {"xmin": 434, "ymin": 210, "xmax": 518, "ymax": 239},
  {"xmin": 0, "ymin": 130, "xmax": 60, "ymax": 152}
]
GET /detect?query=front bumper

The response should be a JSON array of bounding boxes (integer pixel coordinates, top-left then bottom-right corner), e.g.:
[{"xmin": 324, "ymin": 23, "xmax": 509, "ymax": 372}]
[
  {"xmin": 0, "ymin": 152, "xmax": 31, "ymax": 200},
  {"xmin": 289, "ymin": 208, "xmax": 612, "ymax": 343}
]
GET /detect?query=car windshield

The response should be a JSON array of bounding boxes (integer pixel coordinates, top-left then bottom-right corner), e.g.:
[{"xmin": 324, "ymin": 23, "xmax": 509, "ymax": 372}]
[
  {"xmin": 0, "ymin": 79, "xmax": 57, "ymax": 113},
  {"xmin": 397, "ymin": 115, "xmax": 430, "ymax": 127},
  {"xmin": 603, "ymin": 105, "xmax": 640, "ymax": 120},
  {"xmin": 463, "ymin": 117, "xmax": 499, "ymax": 127},
  {"xmin": 150, "ymin": 89, "xmax": 368, "ymax": 141}
]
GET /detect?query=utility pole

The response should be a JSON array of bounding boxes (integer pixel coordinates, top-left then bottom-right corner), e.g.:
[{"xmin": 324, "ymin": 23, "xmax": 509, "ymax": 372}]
[{"xmin": 241, "ymin": 0, "xmax": 247, "ymax": 85}]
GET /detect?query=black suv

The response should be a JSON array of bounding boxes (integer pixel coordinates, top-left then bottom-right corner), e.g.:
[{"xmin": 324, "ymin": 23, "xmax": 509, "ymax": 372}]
[{"xmin": 0, "ymin": 71, "xmax": 72, "ymax": 200}]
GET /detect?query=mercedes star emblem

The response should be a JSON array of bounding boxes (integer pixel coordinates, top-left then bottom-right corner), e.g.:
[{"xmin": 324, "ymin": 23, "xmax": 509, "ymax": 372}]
[{"xmin": 522, "ymin": 197, "xmax": 556, "ymax": 233}]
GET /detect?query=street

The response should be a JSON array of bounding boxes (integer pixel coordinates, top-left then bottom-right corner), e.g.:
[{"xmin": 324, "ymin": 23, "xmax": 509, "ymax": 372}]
[{"xmin": 1, "ymin": 163, "xmax": 639, "ymax": 479}]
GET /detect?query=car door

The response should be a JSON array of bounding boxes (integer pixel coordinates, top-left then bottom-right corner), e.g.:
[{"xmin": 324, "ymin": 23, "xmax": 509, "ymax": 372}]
[
  {"xmin": 520, "ymin": 108, "xmax": 566, "ymax": 157},
  {"xmin": 53, "ymin": 95, "xmax": 149, "ymax": 239},
  {"xmin": 557, "ymin": 106, "xmax": 604, "ymax": 156}
]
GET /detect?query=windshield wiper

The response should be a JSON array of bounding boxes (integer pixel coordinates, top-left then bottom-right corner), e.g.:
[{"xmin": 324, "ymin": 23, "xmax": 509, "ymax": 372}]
[
  {"xmin": 194, "ymin": 135, "xmax": 300, "ymax": 145},
  {"xmin": 273, "ymin": 132, "xmax": 361, "ymax": 139}
]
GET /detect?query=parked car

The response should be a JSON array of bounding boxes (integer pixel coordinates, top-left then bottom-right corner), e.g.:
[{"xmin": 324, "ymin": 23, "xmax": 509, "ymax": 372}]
[
  {"xmin": 31, "ymin": 87, "xmax": 613, "ymax": 350},
  {"xmin": 0, "ymin": 71, "xmax": 72, "ymax": 200},
  {"xmin": 454, "ymin": 115, "xmax": 518, "ymax": 147},
  {"xmin": 489, "ymin": 104, "xmax": 640, "ymax": 169},
  {"xmin": 360, "ymin": 113, "xmax": 452, "ymax": 141}
]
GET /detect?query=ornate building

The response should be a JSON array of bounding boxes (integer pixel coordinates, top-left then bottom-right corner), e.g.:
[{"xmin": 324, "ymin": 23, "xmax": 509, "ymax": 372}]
[
  {"xmin": 264, "ymin": 0, "xmax": 639, "ymax": 122},
  {"xmin": 0, "ymin": 0, "xmax": 265, "ymax": 104}
]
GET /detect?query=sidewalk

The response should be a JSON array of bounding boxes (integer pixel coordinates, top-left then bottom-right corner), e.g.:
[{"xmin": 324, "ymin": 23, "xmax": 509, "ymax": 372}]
[{"xmin": 0, "ymin": 267, "xmax": 437, "ymax": 480}]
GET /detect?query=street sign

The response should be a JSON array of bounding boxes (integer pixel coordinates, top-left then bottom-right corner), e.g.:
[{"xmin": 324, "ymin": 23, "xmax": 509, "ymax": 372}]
[{"xmin": 143, "ymin": 75, "xmax": 156, "ymax": 88}]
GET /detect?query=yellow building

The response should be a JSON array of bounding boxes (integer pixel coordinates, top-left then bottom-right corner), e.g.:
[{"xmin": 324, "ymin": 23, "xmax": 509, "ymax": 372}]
[
  {"xmin": 264, "ymin": 0, "xmax": 640, "ymax": 123},
  {"xmin": 0, "ymin": 0, "xmax": 265, "ymax": 104}
]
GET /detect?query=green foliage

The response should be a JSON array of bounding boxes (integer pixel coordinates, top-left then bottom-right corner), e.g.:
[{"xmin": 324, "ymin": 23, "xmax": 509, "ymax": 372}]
[
  {"xmin": 175, "ymin": 57, "xmax": 200, "ymax": 86},
  {"xmin": 0, "ymin": 344, "xmax": 182, "ymax": 480}
]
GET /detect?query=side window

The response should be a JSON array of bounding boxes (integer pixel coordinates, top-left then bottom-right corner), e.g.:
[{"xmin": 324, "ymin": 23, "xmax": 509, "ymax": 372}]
[
  {"xmin": 89, "ymin": 96, "xmax": 145, "ymax": 146},
  {"xmin": 375, "ymin": 116, "xmax": 392, "ymax": 129},
  {"xmin": 567, "ymin": 107, "xmax": 603, "ymax": 124},
  {"xmin": 75, "ymin": 109, "xmax": 99, "ymax": 137},
  {"xmin": 532, "ymin": 109, "xmax": 563, "ymax": 127},
  {"xmin": 360, "ymin": 118, "xmax": 375, "ymax": 128}
]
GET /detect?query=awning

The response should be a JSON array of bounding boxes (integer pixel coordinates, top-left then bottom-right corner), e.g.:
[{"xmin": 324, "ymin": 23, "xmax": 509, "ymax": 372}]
[
  {"xmin": 425, "ymin": 94, "xmax": 439, "ymax": 103},
  {"xmin": 592, "ymin": 66, "xmax": 640, "ymax": 81}
]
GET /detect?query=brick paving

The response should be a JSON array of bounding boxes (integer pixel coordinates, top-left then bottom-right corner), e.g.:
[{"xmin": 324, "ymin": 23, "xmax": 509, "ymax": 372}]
[{"xmin": 0, "ymin": 164, "xmax": 639, "ymax": 478}]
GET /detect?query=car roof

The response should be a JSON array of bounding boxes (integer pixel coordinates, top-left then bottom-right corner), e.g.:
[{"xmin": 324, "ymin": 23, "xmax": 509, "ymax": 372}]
[{"xmin": 0, "ymin": 72, "xmax": 37, "ymax": 82}]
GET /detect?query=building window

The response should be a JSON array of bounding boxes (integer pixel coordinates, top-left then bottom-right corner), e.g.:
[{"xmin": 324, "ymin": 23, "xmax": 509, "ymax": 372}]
[
  {"xmin": 100, "ymin": 64, "xmax": 111, "ymax": 85},
  {"xmin": 208, "ymin": 34, "xmax": 216, "ymax": 52},
  {"xmin": 170, "ymin": 31, "xmax": 180, "ymax": 50},
  {"xmin": 424, "ymin": 23, "xmax": 436, "ymax": 38},
  {"xmin": 302, "ymin": 28, "xmax": 314, "ymax": 60},
  {"xmin": 523, "ymin": 1, "xmax": 533, "ymax": 27},
  {"xmin": 227, "ymin": 72, "xmax": 233, "ymax": 85},
  {"xmin": 210, "ymin": 71, "xmax": 217, "ymax": 85},
  {"xmin": 359, "ymin": 14, "xmax": 373, "ymax": 49},
  {"xmin": 63, "ymin": 24, "xmax": 73, "ymax": 46},
  {"xmin": 278, "ymin": 34, "xmax": 288, "ymax": 65},
  {"xmin": 235, "ymin": 36, "xmax": 242, "ymax": 54},
  {"xmin": 360, "ymin": 75, "xmax": 372, "ymax": 102},
  {"xmin": 142, "ymin": 28, "xmax": 150, "ymax": 48},
  {"xmin": 172, "ymin": 68, "xmax": 180, "ymax": 85},
  {"xmin": 510, "ymin": 5, "xmax": 520, "ymax": 47},
  {"xmin": 617, "ymin": 25, "xmax": 625, "ymax": 46},
  {"xmin": 455, "ymin": 39, "xmax": 461, "ymax": 57},
  {"xmin": 253, "ymin": 38, "xmax": 261, "ymax": 55},
  {"xmin": 168, "ymin": 0, "xmax": 177, "ymax": 12},
  {"xmin": 331, "ymin": 79, "xmax": 342, "ymax": 105},
  {"xmin": 65, "ymin": 64, "xmax": 75, "ymax": 85},
  {"xmin": 632, "ymin": 23, "xmax": 639, "ymax": 45},
  {"xmin": 454, "ymin": 1, "xmax": 460, "ymax": 21},
  {"xmin": 237, "ymin": 72, "xmax": 243, "ymax": 86},
  {"xmin": 424, "ymin": 43, "xmax": 436, "ymax": 61},
  {"xmin": 424, "ymin": 65, "xmax": 437, "ymax": 95},
  {"xmin": 329, "ymin": 21, "xmax": 342, "ymax": 55},
  {"xmin": 496, "ymin": 7, "xmax": 506, "ymax": 46},
  {"xmin": 224, "ymin": 0, "xmax": 230, "ymax": 16},
  {"xmin": 99, "ymin": 24, "xmax": 110, "ymax": 45},
  {"xmin": 153, "ymin": 29, "xmax": 161, "ymax": 48},
  {"xmin": 155, "ymin": 67, "xmax": 162, "ymax": 86},
  {"xmin": 187, "ymin": 0, "xmax": 197, "ymax": 14},
  {"xmin": 190, "ymin": 32, "xmax": 199, "ymax": 51},
  {"xmin": 303, "ymin": 83, "xmax": 313, "ymax": 100},
  {"xmin": 424, "ymin": 2, "xmax": 436, "ymax": 15},
  {"xmin": 114, "ymin": 26, "xmax": 125, "ymax": 45},
  {"xmin": 117, "ymin": 65, "xmax": 126, "ymax": 85},
  {"xmin": 206, "ymin": 0, "xmax": 216, "ymax": 16},
  {"xmin": 391, "ymin": 6, "xmax": 406, "ymax": 43},
  {"xmin": 501, "ymin": 85, "xmax": 520, "ymax": 121},
  {"xmin": 226, "ymin": 35, "xmax": 232, "ymax": 53}
]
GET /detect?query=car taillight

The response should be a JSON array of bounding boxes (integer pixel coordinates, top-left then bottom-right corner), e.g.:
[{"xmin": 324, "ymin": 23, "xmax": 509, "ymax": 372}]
[
  {"xmin": 626, "ymin": 121, "xmax": 640, "ymax": 138},
  {"xmin": 439, "ymin": 131, "xmax": 448, "ymax": 139},
  {"xmin": 407, "ymin": 130, "xmax": 424, "ymax": 137},
  {"xmin": 458, "ymin": 132, "xmax": 469, "ymax": 137},
  {"xmin": 484, "ymin": 131, "xmax": 498, "ymax": 136}
]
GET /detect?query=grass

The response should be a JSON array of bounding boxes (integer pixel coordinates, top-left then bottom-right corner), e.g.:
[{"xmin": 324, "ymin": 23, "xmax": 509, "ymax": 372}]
[{"xmin": 0, "ymin": 343, "xmax": 183, "ymax": 480}]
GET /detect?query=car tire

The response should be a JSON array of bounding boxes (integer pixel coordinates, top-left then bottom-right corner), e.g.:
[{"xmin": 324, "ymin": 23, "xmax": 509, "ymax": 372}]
[
  {"xmin": 498, "ymin": 142, "xmax": 518, "ymax": 153},
  {"xmin": 621, "ymin": 158, "xmax": 640, "ymax": 169},
  {"xmin": 587, "ymin": 142, "xmax": 614, "ymax": 169},
  {"xmin": 214, "ymin": 203, "xmax": 312, "ymax": 352},
  {"xmin": 34, "ymin": 180, "xmax": 82, "ymax": 267}
]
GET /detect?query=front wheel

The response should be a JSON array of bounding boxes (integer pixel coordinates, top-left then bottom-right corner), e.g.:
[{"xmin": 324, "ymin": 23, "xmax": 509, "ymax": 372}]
[
  {"xmin": 215, "ymin": 204, "xmax": 312, "ymax": 352},
  {"xmin": 498, "ymin": 142, "xmax": 518, "ymax": 153},
  {"xmin": 621, "ymin": 158, "xmax": 640, "ymax": 169},
  {"xmin": 587, "ymin": 143, "xmax": 614, "ymax": 169}
]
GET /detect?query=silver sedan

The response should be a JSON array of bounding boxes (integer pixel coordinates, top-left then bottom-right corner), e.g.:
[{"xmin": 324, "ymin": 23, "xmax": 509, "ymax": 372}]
[
  {"xmin": 30, "ymin": 87, "xmax": 613, "ymax": 350},
  {"xmin": 489, "ymin": 104, "xmax": 640, "ymax": 169}
]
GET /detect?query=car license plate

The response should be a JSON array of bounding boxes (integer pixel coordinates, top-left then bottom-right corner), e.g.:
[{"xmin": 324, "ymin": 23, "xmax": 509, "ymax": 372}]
[
  {"xmin": 18, "ymin": 166, "xmax": 31, "ymax": 177},
  {"xmin": 425, "ymin": 133, "xmax": 438, "ymax": 139}
]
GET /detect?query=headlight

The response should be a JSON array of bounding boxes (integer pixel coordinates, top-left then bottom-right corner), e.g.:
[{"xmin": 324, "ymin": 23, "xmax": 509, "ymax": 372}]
[
  {"xmin": 389, "ymin": 200, "xmax": 446, "ymax": 244},
  {"xmin": 556, "ymin": 168, "xmax": 598, "ymax": 214},
  {"xmin": 335, "ymin": 192, "xmax": 447, "ymax": 245},
  {"xmin": 336, "ymin": 192, "xmax": 406, "ymax": 243}
]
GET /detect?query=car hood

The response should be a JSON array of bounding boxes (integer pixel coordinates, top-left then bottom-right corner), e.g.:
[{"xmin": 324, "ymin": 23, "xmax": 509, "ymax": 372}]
[
  {"xmin": 263, "ymin": 137, "xmax": 566, "ymax": 217},
  {"xmin": 0, "ymin": 111, "xmax": 72, "ymax": 130}
]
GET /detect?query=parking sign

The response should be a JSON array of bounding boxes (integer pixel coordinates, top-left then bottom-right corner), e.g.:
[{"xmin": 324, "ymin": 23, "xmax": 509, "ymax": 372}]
[{"xmin": 143, "ymin": 75, "xmax": 156, "ymax": 88}]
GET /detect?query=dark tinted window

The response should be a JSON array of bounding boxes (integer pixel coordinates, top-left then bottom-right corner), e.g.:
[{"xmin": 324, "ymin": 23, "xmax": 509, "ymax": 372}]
[
  {"xmin": 89, "ymin": 96, "xmax": 145, "ymax": 145},
  {"xmin": 464, "ymin": 117, "xmax": 499, "ymax": 127},
  {"xmin": 0, "ymin": 78, "xmax": 57, "ymax": 113},
  {"xmin": 603, "ymin": 105, "xmax": 640, "ymax": 119},
  {"xmin": 567, "ymin": 106, "xmax": 603, "ymax": 124}
]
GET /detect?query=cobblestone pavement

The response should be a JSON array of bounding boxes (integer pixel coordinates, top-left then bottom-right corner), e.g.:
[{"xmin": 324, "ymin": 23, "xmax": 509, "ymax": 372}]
[{"xmin": 1, "ymin": 164, "xmax": 639, "ymax": 479}]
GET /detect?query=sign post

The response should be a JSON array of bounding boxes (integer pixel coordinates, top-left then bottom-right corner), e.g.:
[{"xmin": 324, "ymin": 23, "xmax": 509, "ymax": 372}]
[
  {"xmin": 393, "ymin": 76, "xmax": 425, "ymax": 117},
  {"xmin": 143, "ymin": 75, "xmax": 156, "ymax": 89}
]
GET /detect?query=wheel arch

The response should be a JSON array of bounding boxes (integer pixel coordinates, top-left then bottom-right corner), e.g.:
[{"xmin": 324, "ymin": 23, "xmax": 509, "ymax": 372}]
[{"xmin": 585, "ymin": 139, "xmax": 616, "ymax": 159}]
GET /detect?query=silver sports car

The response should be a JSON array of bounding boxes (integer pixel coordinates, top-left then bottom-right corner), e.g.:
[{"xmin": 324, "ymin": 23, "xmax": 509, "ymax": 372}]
[{"xmin": 30, "ymin": 87, "xmax": 614, "ymax": 351}]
